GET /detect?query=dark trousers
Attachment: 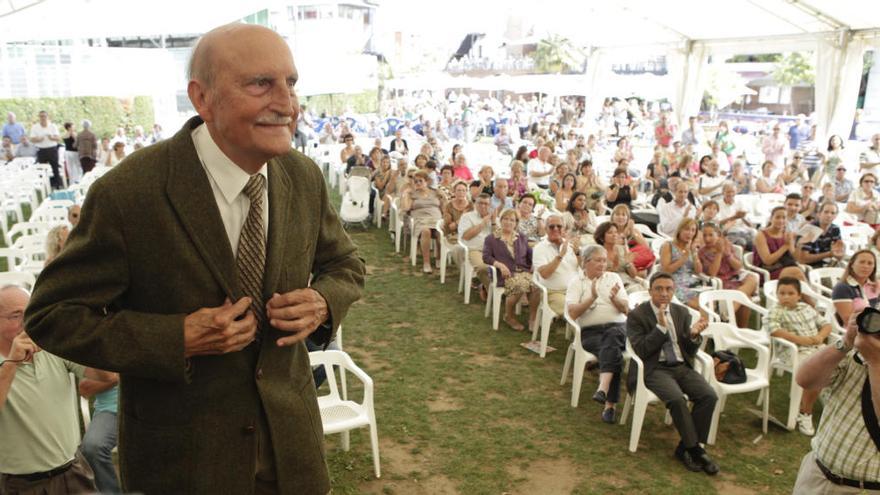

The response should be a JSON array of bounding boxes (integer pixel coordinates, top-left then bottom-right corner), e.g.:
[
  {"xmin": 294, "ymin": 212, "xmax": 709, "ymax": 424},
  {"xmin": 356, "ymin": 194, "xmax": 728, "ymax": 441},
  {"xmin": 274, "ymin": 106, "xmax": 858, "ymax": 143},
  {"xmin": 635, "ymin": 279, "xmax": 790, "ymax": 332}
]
[
  {"xmin": 0, "ymin": 450, "xmax": 96, "ymax": 495},
  {"xmin": 36, "ymin": 147, "xmax": 61, "ymax": 188},
  {"xmin": 581, "ymin": 323, "xmax": 626, "ymax": 403},
  {"xmin": 80, "ymin": 156, "xmax": 96, "ymax": 174},
  {"xmin": 644, "ymin": 363, "xmax": 717, "ymax": 448}
]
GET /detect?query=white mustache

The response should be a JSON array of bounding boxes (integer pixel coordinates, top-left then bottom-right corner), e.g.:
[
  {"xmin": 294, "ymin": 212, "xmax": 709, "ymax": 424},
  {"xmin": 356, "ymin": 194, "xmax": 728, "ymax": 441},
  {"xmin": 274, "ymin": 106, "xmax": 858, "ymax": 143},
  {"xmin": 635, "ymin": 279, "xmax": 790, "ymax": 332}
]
[{"xmin": 256, "ymin": 114, "xmax": 293, "ymax": 125}]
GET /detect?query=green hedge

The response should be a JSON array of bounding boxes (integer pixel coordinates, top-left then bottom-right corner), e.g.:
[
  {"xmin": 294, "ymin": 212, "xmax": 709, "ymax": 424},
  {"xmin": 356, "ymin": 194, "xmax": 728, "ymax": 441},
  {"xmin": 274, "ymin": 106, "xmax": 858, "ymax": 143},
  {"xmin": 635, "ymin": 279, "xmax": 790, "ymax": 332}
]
[
  {"xmin": 303, "ymin": 90, "xmax": 378, "ymax": 116},
  {"xmin": 0, "ymin": 96, "xmax": 154, "ymax": 139}
]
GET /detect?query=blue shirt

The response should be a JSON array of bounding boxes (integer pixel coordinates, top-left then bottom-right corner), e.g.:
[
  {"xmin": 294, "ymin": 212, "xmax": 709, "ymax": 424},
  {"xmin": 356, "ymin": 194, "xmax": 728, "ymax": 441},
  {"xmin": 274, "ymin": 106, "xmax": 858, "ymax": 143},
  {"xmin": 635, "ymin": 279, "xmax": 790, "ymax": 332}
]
[
  {"xmin": 2, "ymin": 122, "xmax": 25, "ymax": 144},
  {"xmin": 93, "ymin": 385, "xmax": 118, "ymax": 414}
]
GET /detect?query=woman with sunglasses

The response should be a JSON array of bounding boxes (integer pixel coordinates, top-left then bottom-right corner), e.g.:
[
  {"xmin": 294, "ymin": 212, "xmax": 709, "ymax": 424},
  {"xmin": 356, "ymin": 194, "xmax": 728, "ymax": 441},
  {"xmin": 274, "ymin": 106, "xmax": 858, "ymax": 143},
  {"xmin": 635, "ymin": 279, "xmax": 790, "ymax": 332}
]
[
  {"xmin": 799, "ymin": 182, "xmax": 817, "ymax": 220},
  {"xmin": 846, "ymin": 173, "xmax": 880, "ymax": 228},
  {"xmin": 402, "ymin": 170, "xmax": 445, "ymax": 274}
]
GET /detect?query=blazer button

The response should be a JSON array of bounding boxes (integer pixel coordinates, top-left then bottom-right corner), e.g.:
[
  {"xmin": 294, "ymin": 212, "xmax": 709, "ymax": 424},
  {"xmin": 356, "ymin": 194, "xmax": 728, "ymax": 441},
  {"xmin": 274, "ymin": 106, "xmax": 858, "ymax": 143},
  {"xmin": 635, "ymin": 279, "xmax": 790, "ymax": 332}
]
[
  {"xmin": 256, "ymin": 368, "xmax": 263, "ymax": 380},
  {"xmin": 242, "ymin": 425, "xmax": 255, "ymax": 435}
]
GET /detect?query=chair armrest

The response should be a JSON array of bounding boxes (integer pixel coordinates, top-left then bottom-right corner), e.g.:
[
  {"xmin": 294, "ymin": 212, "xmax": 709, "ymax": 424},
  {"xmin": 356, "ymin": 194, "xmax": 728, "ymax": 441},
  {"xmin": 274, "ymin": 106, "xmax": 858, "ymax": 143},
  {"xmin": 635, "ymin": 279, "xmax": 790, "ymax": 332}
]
[{"xmin": 695, "ymin": 350, "xmax": 715, "ymax": 382}]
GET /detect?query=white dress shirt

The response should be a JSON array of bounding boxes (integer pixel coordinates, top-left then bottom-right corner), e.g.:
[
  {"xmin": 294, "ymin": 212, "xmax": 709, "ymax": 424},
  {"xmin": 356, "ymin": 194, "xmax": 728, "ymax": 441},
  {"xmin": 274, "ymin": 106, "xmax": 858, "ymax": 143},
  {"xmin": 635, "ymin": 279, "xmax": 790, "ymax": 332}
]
[
  {"xmin": 191, "ymin": 123, "xmax": 268, "ymax": 254},
  {"xmin": 650, "ymin": 301, "xmax": 684, "ymax": 363},
  {"xmin": 657, "ymin": 200, "xmax": 697, "ymax": 238},
  {"xmin": 566, "ymin": 272, "xmax": 627, "ymax": 328}
]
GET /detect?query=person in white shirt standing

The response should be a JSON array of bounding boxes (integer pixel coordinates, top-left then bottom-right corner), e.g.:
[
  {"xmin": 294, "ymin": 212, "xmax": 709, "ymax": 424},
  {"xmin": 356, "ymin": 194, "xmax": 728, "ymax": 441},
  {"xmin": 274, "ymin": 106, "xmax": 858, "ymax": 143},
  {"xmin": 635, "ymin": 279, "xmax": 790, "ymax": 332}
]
[
  {"xmin": 566, "ymin": 245, "xmax": 629, "ymax": 423},
  {"xmin": 532, "ymin": 214, "xmax": 580, "ymax": 329},
  {"xmin": 29, "ymin": 111, "xmax": 62, "ymax": 189}
]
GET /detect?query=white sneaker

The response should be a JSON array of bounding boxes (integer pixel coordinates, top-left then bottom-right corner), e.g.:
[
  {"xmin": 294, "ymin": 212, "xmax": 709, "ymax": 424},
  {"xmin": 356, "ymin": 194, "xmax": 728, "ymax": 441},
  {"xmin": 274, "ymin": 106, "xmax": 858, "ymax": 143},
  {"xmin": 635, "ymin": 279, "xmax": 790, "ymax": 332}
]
[{"xmin": 797, "ymin": 413, "xmax": 815, "ymax": 436}]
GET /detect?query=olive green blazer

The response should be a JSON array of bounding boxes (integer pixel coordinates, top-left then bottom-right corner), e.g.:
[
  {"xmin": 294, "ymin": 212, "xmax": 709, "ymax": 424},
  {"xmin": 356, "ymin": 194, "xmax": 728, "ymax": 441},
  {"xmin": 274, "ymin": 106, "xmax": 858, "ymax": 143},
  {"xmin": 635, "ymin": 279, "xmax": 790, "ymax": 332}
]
[{"xmin": 25, "ymin": 117, "xmax": 365, "ymax": 494}]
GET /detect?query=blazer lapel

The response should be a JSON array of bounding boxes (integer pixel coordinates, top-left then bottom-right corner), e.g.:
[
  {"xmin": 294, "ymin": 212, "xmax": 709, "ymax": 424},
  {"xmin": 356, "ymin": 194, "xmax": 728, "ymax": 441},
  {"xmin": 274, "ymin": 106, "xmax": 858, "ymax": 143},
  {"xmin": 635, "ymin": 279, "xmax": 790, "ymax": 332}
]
[
  {"xmin": 166, "ymin": 117, "xmax": 239, "ymax": 299},
  {"xmin": 263, "ymin": 159, "xmax": 290, "ymax": 297}
]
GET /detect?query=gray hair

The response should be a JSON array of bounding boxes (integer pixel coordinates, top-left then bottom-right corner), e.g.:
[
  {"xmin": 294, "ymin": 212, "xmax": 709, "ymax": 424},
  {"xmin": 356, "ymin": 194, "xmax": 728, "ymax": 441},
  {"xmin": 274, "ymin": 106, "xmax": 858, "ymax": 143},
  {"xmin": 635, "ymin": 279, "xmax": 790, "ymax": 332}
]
[
  {"xmin": 81, "ymin": 119, "xmax": 91, "ymax": 130},
  {"xmin": 545, "ymin": 213, "xmax": 563, "ymax": 224},
  {"xmin": 580, "ymin": 244, "xmax": 607, "ymax": 262}
]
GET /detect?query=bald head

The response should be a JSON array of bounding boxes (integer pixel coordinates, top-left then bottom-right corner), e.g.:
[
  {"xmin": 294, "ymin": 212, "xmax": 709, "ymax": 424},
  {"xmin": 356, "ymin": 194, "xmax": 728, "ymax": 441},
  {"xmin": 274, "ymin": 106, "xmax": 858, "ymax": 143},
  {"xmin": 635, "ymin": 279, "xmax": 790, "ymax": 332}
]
[
  {"xmin": 0, "ymin": 285, "xmax": 28, "ymax": 311},
  {"xmin": 188, "ymin": 23, "xmax": 288, "ymax": 89}
]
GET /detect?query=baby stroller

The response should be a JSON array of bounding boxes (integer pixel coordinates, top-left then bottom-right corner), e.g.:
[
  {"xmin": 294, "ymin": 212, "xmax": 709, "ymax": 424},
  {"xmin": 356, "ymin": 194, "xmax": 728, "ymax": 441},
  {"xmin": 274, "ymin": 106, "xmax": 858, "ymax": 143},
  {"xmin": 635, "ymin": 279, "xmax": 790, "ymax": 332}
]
[{"xmin": 339, "ymin": 167, "xmax": 371, "ymax": 228}]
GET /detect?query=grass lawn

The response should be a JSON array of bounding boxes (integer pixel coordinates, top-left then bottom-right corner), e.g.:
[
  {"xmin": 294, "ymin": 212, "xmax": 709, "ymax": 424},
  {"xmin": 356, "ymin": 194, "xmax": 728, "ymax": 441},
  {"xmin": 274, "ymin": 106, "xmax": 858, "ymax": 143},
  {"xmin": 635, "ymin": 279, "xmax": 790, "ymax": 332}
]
[{"xmin": 320, "ymin": 190, "xmax": 814, "ymax": 495}]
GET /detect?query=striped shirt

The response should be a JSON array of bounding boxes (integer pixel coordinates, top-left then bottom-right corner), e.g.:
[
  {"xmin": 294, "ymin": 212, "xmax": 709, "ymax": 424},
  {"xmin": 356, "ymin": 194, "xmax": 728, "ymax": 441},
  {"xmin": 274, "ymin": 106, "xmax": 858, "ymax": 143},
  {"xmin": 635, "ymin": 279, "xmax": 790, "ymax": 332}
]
[{"xmin": 813, "ymin": 353, "xmax": 880, "ymax": 482}]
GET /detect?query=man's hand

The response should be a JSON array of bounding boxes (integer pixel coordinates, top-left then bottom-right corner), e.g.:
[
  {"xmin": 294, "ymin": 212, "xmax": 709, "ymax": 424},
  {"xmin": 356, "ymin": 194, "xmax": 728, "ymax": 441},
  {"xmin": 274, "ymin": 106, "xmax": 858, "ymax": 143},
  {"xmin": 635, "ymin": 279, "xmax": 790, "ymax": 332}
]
[
  {"xmin": 183, "ymin": 298, "xmax": 257, "ymax": 357},
  {"xmin": 856, "ymin": 333, "xmax": 880, "ymax": 366},
  {"xmin": 8, "ymin": 332, "xmax": 40, "ymax": 364},
  {"xmin": 691, "ymin": 317, "xmax": 709, "ymax": 337},
  {"xmin": 267, "ymin": 288, "xmax": 329, "ymax": 347}
]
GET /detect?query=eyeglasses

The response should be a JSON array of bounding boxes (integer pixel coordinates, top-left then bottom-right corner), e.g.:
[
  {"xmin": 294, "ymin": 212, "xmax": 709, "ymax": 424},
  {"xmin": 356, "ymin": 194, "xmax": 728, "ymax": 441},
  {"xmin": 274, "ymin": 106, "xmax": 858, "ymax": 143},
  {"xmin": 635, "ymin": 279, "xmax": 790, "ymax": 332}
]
[
  {"xmin": 792, "ymin": 156, "xmax": 802, "ymax": 159},
  {"xmin": 865, "ymin": 180, "xmax": 876, "ymax": 184},
  {"xmin": 547, "ymin": 224, "xmax": 564, "ymax": 230}
]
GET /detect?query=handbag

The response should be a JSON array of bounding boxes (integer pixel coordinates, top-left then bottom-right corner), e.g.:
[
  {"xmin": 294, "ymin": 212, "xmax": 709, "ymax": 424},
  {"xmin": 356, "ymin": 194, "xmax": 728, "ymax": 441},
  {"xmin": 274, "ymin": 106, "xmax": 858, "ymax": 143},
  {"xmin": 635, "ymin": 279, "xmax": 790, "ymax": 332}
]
[
  {"xmin": 629, "ymin": 243, "xmax": 656, "ymax": 272},
  {"xmin": 761, "ymin": 251, "xmax": 798, "ymax": 273},
  {"xmin": 712, "ymin": 350, "xmax": 747, "ymax": 384}
]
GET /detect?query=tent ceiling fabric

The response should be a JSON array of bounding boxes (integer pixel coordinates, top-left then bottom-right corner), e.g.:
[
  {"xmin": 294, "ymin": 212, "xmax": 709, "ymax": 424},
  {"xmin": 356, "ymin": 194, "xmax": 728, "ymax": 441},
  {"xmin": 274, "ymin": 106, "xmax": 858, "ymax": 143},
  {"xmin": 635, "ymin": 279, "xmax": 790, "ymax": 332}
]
[{"xmin": 0, "ymin": 0, "xmax": 259, "ymax": 41}]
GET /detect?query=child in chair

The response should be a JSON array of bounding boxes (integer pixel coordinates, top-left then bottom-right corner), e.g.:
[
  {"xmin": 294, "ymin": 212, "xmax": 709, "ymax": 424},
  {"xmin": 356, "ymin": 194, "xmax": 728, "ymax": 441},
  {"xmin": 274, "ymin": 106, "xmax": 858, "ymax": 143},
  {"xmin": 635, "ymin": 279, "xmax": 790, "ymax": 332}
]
[{"xmin": 765, "ymin": 277, "xmax": 833, "ymax": 437}]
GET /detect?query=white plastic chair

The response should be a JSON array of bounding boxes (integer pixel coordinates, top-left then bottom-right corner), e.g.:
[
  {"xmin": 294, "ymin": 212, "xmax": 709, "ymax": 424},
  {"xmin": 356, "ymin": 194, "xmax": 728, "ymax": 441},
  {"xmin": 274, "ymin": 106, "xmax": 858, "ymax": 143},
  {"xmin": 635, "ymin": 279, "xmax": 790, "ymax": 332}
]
[
  {"xmin": 458, "ymin": 239, "xmax": 476, "ymax": 304},
  {"xmin": 807, "ymin": 267, "xmax": 844, "ymax": 297},
  {"xmin": 4, "ymin": 221, "xmax": 53, "ymax": 246},
  {"xmin": 435, "ymin": 220, "xmax": 457, "ymax": 285},
  {"xmin": 698, "ymin": 322, "xmax": 770, "ymax": 445},
  {"xmin": 532, "ymin": 274, "xmax": 563, "ymax": 358},
  {"xmin": 742, "ymin": 251, "xmax": 771, "ymax": 285},
  {"xmin": 308, "ymin": 350, "xmax": 380, "ymax": 478},
  {"xmin": 618, "ymin": 339, "xmax": 668, "ymax": 453},
  {"xmin": 697, "ymin": 290, "xmax": 770, "ymax": 346},
  {"xmin": 769, "ymin": 335, "xmax": 805, "ymax": 431},
  {"xmin": 371, "ymin": 186, "xmax": 382, "ymax": 228},
  {"xmin": 484, "ymin": 266, "xmax": 507, "ymax": 330},
  {"xmin": 408, "ymin": 217, "xmax": 442, "ymax": 268},
  {"xmin": 559, "ymin": 309, "xmax": 599, "ymax": 407}
]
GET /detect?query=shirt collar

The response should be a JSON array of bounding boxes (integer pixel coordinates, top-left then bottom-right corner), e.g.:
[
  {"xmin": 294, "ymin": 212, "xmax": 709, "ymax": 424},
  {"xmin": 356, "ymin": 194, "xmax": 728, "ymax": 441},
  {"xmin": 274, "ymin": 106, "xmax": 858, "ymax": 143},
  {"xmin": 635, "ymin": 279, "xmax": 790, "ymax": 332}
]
[{"xmin": 192, "ymin": 123, "xmax": 268, "ymax": 205}]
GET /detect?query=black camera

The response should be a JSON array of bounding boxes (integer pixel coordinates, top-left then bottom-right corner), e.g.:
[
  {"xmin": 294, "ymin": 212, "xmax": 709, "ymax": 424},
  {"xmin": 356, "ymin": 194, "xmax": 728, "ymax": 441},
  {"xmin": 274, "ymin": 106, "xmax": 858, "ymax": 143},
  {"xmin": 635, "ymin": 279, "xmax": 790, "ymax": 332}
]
[{"xmin": 856, "ymin": 307, "xmax": 880, "ymax": 334}]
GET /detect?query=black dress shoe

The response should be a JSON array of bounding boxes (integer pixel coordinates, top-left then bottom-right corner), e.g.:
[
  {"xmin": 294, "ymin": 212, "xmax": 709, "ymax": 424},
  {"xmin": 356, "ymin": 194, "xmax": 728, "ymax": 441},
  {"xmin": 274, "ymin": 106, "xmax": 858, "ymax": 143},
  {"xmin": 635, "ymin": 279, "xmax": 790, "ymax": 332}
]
[
  {"xmin": 592, "ymin": 390, "xmax": 607, "ymax": 404},
  {"xmin": 693, "ymin": 452, "xmax": 720, "ymax": 475},
  {"xmin": 674, "ymin": 449, "xmax": 702, "ymax": 472}
]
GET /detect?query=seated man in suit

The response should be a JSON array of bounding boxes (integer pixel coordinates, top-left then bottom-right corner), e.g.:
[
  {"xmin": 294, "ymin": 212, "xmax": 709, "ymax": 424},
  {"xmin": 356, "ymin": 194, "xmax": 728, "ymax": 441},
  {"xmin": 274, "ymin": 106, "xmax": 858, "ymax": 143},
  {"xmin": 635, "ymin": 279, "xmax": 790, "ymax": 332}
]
[{"xmin": 626, "ymin": 272, "xmax": 719, "ymax": 475}]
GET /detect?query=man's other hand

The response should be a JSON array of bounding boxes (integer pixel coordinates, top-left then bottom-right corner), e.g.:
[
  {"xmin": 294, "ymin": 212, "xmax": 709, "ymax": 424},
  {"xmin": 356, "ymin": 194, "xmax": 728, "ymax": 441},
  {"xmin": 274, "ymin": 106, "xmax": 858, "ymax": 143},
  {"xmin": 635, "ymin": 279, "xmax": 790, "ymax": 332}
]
[
  {"xmin": 183, "ymin": 298, "xmax": 257, "ymax": 357},
  {"xmin": 266, "ymin": 289, "xmax": 329, "ymax": 347}
]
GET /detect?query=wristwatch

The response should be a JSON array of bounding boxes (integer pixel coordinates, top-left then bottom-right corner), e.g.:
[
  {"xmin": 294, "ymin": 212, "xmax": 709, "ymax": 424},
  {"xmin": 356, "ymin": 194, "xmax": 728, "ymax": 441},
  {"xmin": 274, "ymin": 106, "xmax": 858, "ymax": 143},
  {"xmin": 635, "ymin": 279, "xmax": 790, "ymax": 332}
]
[{"xmin": 834, "ymin": 337, "xmax": 852, "ymax": 354}]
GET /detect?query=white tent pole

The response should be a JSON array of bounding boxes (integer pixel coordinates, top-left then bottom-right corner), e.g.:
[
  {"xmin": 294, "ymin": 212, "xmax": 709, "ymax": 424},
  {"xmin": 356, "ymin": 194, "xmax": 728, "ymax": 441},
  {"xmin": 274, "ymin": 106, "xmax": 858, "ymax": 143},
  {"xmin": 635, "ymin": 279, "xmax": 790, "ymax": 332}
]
[{"xmin": 814, "ymin": 31, "xmax": 867, "ymax": 142}]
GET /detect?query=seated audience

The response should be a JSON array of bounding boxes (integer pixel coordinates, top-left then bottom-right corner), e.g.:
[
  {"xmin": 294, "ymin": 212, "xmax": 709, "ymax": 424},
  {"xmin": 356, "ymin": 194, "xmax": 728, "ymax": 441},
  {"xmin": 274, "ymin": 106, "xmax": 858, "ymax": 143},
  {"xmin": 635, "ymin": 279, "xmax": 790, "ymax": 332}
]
[
  {"xmin": 436, "ymin": 165, "xmax": 455, "ymax": 201},
  {"xmin": 659, "ymin": 218, "xmax": 703, "ymax": 310},
  {"xmin": 442, "ymin": 181, "xmax": 472, "ymax": 246},
  {"xmin": 698, "ymin": 223, "xmax": 758, "ymax": 326},
  {"xmin": 729, "ymin": 160, "xmax": 752, "ymax": 194},
  {"xmin": 507, "ymin": 160, "xmax": 529, "ymax": 200},
  {"xmin": 44, "ymin": 225, "xmax": 69, "ymax": 266},
  {"xmin": 13, "ymin": 136, "xmax": 37, "ymax": 158},
  {"xmin": 605, "ymin": 167, "xmax": 637, "ymax": 210},
  {"xmin": 715, "ymin": 183, "xmax": 754, "ymax": 248},
  {"xmin": 482, "ymin": 209, "xmax": 535, "ymax": 331},
  {"xmin": 756, "ymin": 160, "xmax": 784, "ymax": 194},
  {"xmin": 846, "ymin": 173, "xmax": 880, "ymax": 227},
  {"xmin": 459, "ymin": 194, "xmax": 493, "ymax": 300},
  {"xmin": 658, "ymin": 180, "xmax": 699, "ymax": 239},
  {"xmin": 575, "ymin": 160, "xmax": 604, "ymax": 213},
  {"xmin": 593, "ymin": 222, "xmax": 645, "ymax": 289},
  {"xmin": 795, "ymin": 202, "xmax": 844, "ymax": 269},
  {"xmin": 566, "ymin": 245, "xmax": 629, "ymax": 423},
  {"xmin": 831, "ymin": 249, "xmax": 879, "ymax": 328},
  {"xmin": 533, "ymin": 213, "xmax": 580, "ymax": 324},
  {"xmin": 451, "ymin": 153, "xmax": 473, "ymax": 181},
  {"xmin": 626, "ymin": 273, "xmax": 718, "ymax": 475},
  {"xmin": 490, "ymin": 178, "xmax": 514, "ymax": 212},
  {"xmin": 696, "ymin": 156, "xmax": 725, "ymax": 200},
  {"xmin": 402, "ymin": 170, "xmax": 445, "ymax": 274},
  {"xmin": 766, "ymin": 277, "xmax": 833, "ymax": 436},
  {"xmin": 554, "ymin": 173, "xmax": 577, "ymax": 212},
  {"xmin": 0, "ymin": 286, "xmax": 117, "ymax": 493},
  {"xmin": 799, "ymin": 183, "xmax": 817, "ymax": 220},
  {"xmin": 563, "ymin": 192, "xmax": 597, "ymax": 238},
  {"xmin": 549, "ymin": 164, "xmax": 569, "ymax": 197},
  {"xmin": 515, "ymin": 195, "xmax": 544, "ymax": 246},
  {"xmin": 67, "ymin": 205, "xmax": 81, "ymax": 228},
  {"xmin": 784, "ymin": 193, "xmax": 806, "ymax": 233},
  {"xmin": 754, "ymin": 207, "xmax": 805, "ymax": 281},
  {"xmin": 832, "ymin": 165, "xmax": 854, "ymax": 202}
]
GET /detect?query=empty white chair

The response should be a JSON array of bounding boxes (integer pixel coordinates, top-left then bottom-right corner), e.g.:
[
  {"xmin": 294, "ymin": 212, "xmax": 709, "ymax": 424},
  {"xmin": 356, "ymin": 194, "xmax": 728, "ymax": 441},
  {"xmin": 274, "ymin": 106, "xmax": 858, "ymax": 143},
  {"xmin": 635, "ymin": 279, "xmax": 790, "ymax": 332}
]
[
  {"xmin": 0, "ymin": 271, "xmax": 36, "ymax": 290},
  {"xmin": 807, "ymin": 267, "xmax": 844, "ymax": 297},
  {"xmin": 308, "ymin": 350, "xmax": 380, "ymax": 478},
  {"xmin": 458, "ymin": 239, "xmax": 476, "ymax": 304},
  {"xmin": 698, "ymin": 290, "xmax": 770, "ymax": 346},
  {"xmin": 484, "ymin": 266, "xmax": 508, "ymax": 330},
  {"xmin": 531, "ymin": 274, "xmax": 562, "ymax": 358}
]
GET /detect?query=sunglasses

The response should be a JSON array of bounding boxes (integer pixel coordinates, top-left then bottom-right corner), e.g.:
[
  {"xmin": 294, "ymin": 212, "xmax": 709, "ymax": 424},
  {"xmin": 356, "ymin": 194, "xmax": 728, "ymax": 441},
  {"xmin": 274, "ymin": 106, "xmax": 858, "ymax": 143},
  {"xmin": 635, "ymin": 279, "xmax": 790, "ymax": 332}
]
[{"xmin": 547, "ymin": 224, "xmax": 564, "ymax": 230}]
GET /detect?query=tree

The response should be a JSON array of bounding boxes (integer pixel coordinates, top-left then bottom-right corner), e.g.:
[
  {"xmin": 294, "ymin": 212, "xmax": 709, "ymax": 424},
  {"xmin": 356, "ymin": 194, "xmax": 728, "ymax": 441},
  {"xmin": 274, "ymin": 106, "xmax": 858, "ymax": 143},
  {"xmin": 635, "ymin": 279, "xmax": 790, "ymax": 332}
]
[
  {"xmin": 530, "ymin": 35, "xmax": 585, "ymax": 74},
  {"xmin": 772, "ymin": 52, "xmax": 814, "ymax": 114}
]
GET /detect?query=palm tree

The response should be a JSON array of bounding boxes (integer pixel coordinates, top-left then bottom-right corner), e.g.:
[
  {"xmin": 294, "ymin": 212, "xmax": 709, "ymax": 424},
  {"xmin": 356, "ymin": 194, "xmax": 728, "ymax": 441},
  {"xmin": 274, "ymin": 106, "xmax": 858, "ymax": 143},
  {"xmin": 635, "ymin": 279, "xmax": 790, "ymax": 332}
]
[{"xmin": 531, "ymin": 35, "xmax": 585, "ymax": 74}]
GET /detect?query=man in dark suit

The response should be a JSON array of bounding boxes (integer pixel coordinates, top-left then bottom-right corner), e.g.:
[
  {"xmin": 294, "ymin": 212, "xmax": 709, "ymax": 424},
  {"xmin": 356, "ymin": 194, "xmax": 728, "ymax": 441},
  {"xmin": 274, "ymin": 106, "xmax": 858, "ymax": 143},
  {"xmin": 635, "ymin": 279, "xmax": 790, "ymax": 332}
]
[
  {"xmin": 626, "ymin": 272, "xmax": 719, "ymax": 475},
  {"xmin": 25, "ymin": 23, "xmax": 365, "ymax": 495}
]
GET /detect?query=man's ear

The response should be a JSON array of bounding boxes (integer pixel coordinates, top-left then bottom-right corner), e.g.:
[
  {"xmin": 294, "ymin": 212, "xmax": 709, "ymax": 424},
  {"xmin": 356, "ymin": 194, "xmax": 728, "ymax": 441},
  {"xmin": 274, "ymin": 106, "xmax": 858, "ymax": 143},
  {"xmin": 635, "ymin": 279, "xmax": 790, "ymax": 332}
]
[{"xmin": 187, "ymin": 80, "xmax": 213, "ymax": 123}]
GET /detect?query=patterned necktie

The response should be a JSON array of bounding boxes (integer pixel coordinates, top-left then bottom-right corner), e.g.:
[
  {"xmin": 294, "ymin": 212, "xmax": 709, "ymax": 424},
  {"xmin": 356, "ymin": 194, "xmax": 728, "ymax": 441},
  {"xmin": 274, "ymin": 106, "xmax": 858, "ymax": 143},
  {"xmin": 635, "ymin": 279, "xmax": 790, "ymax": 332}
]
[
  {"xmin": 660, "ymin": 309, "xmax": 680, "ymax": 365},
  {"xmin": 236, "ymin": 174, "xmax": 267, "ymax": 330}
]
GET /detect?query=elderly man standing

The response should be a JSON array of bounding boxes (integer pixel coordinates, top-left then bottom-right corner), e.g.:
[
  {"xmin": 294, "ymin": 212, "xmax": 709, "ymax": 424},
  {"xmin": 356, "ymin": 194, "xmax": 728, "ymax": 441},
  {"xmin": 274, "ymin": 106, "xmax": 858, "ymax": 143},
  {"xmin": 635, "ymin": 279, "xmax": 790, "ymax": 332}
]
[
  {"xmin": 762, "ymin": 123, "xmax": 788, "ymax": 169},
  {"xmin": 532, "ymin": 214, "xmax": 580, "ymax": 329},
  {"xmin": 793, "ymin": 312, "xmax": 880, "ymax": 493},
  {"xmin": 74, "ymin": 119, "xmax": 98, "ymax": 174},
  {"xmin": 2, "ymin": 112, "xmax": 25, "ymax": 145},
  {"xmin": 29, "ymin": 110, "xmax": 62, "ymax": 188},
  {"xmin": 658, "ymin": 180, "xmax": 698, "ymax": 238},
  {"xmin": 627, "ymin": 272, "xmax": 718, "ymax": 475},
  {"xmin": 25, "ymin": 23, "xmax": 365, "ymax": 495},
  {"xmin": 567, "ymin": 245, "xmax": 629, "ymax": 423},
  {"xmin": 1, "ymin": 285, "xmax": 117, "ymax": 494}
]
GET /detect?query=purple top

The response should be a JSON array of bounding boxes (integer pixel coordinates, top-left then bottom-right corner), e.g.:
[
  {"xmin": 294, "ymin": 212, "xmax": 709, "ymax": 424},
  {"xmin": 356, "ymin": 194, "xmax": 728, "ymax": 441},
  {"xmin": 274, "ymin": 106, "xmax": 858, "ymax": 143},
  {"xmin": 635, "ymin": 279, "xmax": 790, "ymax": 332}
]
[{"xmin": 482, "ymin": 233, "xmax": 532, "ymax": 287}]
